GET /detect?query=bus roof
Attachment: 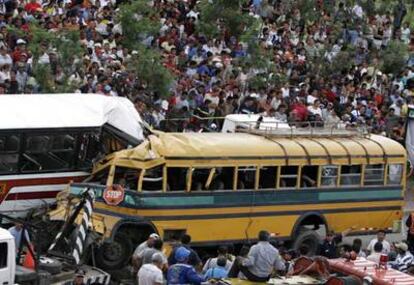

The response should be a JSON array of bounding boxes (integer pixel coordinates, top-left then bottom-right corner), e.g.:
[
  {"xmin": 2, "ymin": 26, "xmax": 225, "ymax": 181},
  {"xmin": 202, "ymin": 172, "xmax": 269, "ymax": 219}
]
[
  {"xmin": 99, "ymin": 132, "xmax": 406, "ymax": 170},
  {"xmin": 0, "ymin": 94, "xmax": 144, "ymax": 141}
]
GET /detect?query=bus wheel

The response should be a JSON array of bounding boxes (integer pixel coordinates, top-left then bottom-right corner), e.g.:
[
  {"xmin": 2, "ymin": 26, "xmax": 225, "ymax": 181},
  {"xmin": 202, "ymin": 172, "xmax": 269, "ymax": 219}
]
[
  {"xmin": 95, "ymin": 233, "xmax": 132, "ymax": 270},
  {"xmin": 293, "ymin": 230, "xmax": 320, "ymax": 256}
]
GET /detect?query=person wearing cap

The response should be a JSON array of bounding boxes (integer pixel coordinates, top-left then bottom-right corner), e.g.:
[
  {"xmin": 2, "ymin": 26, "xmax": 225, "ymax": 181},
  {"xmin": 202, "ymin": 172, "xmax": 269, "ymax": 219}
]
[
  {"xmin": 389, "ymin": 242, "xmax": 413, "ymax": 273},
  {"xmin": 132, "ymin": 233, "xmax": 160, "ymax": 272},
  {"xmin": 139, "ymin": 239, "xmax": 168, "ymax": 268},
  {"xmin": 167, "ymin": 246, "xmax": 205, "ymax": 285},
  {"xmin": 73, "ymin": 269, "xmax": 86, "ymax": 285},
  {"xmin": 138, "ymin": 253, "xmax": 165, "ymax": 285}
]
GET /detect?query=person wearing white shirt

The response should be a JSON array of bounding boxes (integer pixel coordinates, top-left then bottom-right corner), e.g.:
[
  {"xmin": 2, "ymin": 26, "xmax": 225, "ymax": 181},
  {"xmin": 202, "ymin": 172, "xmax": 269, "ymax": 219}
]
[
  {"xmin": 138, "ymin": 253, "xmax": 164, "ymax": 285},
  {"xmin": 366, "ymin": 230, "xmax": 391, "ymax": 254},
  {"xmin": 352, "ymin": 4, "xmax": 364, "ymax": 19}
]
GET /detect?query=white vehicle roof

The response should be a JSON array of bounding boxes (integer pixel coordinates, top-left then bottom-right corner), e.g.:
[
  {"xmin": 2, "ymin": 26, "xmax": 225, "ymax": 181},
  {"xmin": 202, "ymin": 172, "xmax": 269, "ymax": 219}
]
[
  {"xmin": 0, "ymin": 227, "xmax": 13, "ymax": 241},
  {"xmin": 0, "ymin": 94, "xmax": 144, "ymax": 141},
  {"xmin": 222, "ymin": 114, "xmax": 290, "ymax": 133}
]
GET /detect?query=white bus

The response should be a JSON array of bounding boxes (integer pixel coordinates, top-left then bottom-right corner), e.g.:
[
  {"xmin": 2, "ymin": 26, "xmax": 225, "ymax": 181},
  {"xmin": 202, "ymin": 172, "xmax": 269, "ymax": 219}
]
[{"xmin": 0, "ymin": 94, "xmax": 144, "ymax": 217}]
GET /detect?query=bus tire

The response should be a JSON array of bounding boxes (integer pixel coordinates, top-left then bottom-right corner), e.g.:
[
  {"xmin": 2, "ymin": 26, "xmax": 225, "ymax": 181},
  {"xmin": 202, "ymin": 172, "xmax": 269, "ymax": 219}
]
[
  {"xmin": 293, "ymin": 230, "xmax": 320, "ymax": 256},
  {"xmin": 95, "ymin": 232, "xmax": 133, "ymax": 270}
]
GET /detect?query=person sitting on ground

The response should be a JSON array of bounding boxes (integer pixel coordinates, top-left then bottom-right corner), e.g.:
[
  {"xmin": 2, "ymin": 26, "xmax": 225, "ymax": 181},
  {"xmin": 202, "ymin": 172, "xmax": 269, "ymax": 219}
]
[
  {"xmin": 352, "ymin": 238, "xmax": 366, "ymax": 258},
  {"xmin": 367, "ymin": 230, "xmax": 391, "ymax": 254},
  {"xmin": 228, "ymin": 230, "xmax": 285, "ymax": 282},
  {"xmin": 367, "ymin": 242, "xmax": 383, "ymax": 264},
  {"xmin": 167, "ymin": 247, "xmax": 205, "ymax": 285},
  {"xmin": 204, "ymin": 256, "xmax": 229, "ymax": 280},
  {"xmin": 389, "ymin": 242, "xmax": 414, "ymax": 273},
  {"xmin": 138, "ymin": 253, "xmax": 165, "ymax": 285},
  {"xmin": 168, "ymin": 234, "xmax": 202, "ymax": 268},
  {"xmin": 202, "ymin": 245, "xmax": 233, "ymax": 273}
]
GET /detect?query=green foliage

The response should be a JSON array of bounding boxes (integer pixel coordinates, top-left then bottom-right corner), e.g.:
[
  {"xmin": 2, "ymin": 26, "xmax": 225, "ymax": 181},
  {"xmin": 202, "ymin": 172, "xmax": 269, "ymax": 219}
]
[
  {"xmin": 197, "ymin": 0, "xmax": 253, "ymax": 40},
  {"xmin": 117, "ymin": 0, "xmax": 173, "ymax": 97},
  {"xmin": 380, "ymin": 40, "xmax": 409, "ymax": 75},
  {"xmin": 118, "ymin": 0, "xmax": 161, "ymax": 50},
  {"xmin": 127, "ymin": 46, "xmax": 174, "ymax": 98}
]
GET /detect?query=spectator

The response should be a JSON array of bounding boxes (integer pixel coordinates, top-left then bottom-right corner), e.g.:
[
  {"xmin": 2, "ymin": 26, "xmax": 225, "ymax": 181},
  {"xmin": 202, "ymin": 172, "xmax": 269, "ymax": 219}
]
[
  {"xmin": 367, "ymin": 242, "xmax": 383, "ymax": 264},
  {"xmin": 229, "ymin": 230, "xmax": 285, "ymax": 282},
  {"xmin": 168, "ymin": 234, "xmax": 201, "ymax": 268},
  {"xmin": 367, "ymin": 230, "xmax": 391, "ymax": 254},
  {"xmin": 204, "ymin": 256, "xmax": 228, "ymax": 280},
  {"xmin": 389, "ymin": 242, "xmax": 413, "ymax": 273},
  {"xmin": 132, "ymin": 233, "xmax": 160, "ymax": 273},
  {"xmin": 203, "ymin": 245, "xmax": 233, "ymax": 273},
  {"xmin": 167, "ymin": 247, "xmax": 205, "ymax": 285},
  {"xmin": 8, "ymin": 222, "xmax": 30, "ymax": 252},
  {"xmin": 138, "ymin": 253, "xmax": 165, "ymax": 285}
]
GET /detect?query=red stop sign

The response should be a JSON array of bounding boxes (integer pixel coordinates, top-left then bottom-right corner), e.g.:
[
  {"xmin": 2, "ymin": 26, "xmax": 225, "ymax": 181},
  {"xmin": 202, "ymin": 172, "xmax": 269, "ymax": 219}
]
[{"xmin": 103, "ymin": 185, "xmax": 125, "ymax": 206}]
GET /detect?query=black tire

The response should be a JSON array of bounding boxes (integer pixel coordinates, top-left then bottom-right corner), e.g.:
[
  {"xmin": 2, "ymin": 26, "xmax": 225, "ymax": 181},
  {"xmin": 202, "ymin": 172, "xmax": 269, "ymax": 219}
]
[
  {"xmin": 292, "ymin": 230, "xmax": 320, "ymax": 256},
  {"xmin": 95, "ymin": 232, "xmax": 133, "ymax": 270},
  {"xmin": 38, "ymin": 257, "xmax": 62, "ymax": 275}
]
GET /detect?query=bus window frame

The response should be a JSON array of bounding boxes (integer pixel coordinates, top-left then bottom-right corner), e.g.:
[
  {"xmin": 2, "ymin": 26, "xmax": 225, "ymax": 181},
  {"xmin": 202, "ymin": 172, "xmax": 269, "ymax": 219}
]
[
  {"xmin": 386, "ymin": 163, "xmax": 403, "ymax": 185},
  {"xmin": 339, "ymin": 164, "xmax": 362, "ymax": 187},
  {"xmin": 257, "ymin": 165, "xmax": 278, "ymax": 190},
  {"xmin": 363, "ymin": 164, "xmax": 385, "ymax": 186},
  {"xmin": 279, "ymin": 165, "xmax": 299, "ymax": 190},
  {"xmin": 320, "ymin": 165, "xmax": 339, "ymax": 188}
]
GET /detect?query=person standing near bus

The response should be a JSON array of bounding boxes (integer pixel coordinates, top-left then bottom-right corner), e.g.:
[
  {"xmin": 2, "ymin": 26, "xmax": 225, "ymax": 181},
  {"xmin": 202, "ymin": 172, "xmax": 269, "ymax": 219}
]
[
  {"xmin": 405, "ymin": 213, "xmax": 414, "ymax": 253},
  {"xmin": 367, "ymin": 230, "xmax": 391, "ymax": 255}
]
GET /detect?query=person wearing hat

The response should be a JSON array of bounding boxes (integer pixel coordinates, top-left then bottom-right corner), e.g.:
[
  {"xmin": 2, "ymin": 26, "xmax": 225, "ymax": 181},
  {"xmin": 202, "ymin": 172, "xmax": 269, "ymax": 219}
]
[
  {"xmin": 73, "ymin": 269, "xmax": 86, "ymax": 285},
  {"xmin": 167, "ymin": 246, "xmax": 205, "ymax": 285},
  {"xmin": 132, "ymin": 233, "xmax": 160, "ymax": 272},
  {"xmin": 390, "ymin": 242, "xmax": 413, "ymax": 273},
  {"xmin": 137, "ymin": 253, "xmax": 165, "ymax": 285}
]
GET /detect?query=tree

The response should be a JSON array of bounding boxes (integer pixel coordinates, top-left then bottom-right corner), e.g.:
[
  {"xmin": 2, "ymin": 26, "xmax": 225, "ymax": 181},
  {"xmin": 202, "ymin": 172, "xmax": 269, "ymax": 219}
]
[
  {"xmin": 117, "ymin": 0, "xmax": 173, "ymax": 98},
  {"xmin": 197, "ymin": 0, "xmax": 254, "ymax": 40},
  {"xmin": 117, "ymin": 0, "xmax": 161, "ymax": 49},
  {"xmin": 10, "ymin": 23, "xmax": 83, "ymax": 92},
  {"xmin": 380, "ymin": 40, "xmax": 409, "ymax": 75}
]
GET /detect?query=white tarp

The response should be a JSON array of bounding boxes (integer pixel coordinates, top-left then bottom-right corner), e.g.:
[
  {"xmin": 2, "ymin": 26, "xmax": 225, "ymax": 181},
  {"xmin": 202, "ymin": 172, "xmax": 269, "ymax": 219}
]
[
  {"xmin": 222, "ymin": 114, "xmax": 290, "ymax": 133},
  {"xmin": 0, "ymin": 94, "xmax": 144, "ymax": 141}
]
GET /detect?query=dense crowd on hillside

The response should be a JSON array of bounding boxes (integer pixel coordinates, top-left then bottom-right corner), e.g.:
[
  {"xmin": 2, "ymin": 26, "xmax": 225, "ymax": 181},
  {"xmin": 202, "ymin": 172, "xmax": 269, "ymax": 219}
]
[{"xmin": 0, "ymin": 0, "xmax": 413, "ymax": 139}]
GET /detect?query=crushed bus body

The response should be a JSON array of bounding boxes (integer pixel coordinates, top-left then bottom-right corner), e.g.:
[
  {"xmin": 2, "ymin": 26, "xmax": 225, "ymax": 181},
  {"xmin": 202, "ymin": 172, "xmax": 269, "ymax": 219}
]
[{"xmin": 0, "ymin": 94, "xmax": 144, "ymax": 218}]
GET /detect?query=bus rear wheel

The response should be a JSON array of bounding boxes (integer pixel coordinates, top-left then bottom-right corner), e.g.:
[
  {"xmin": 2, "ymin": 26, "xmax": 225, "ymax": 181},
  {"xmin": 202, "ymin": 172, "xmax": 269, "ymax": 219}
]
[
  {"xmin": 95, "ymin": 233, "xmax": 132, "ymax": 270},
  {"xmin": 293, "ymin": 230, "xmax": 320, "ymax": 256}
]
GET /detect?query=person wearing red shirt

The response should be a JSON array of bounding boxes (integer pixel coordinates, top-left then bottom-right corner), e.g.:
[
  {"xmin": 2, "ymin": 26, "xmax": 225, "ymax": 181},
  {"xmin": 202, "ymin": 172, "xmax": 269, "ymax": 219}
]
[{"xmin": 24, "ymin": 0, "xmax": 41, "ymax": 14}]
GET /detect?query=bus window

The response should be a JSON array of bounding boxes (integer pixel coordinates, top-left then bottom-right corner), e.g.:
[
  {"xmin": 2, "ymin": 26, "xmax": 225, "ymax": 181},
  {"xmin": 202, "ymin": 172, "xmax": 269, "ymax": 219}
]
[
  {"xmin": 301, "ymin": 166, "xmax": 318, "ymax": 187},
  {"xmin": 340, "ymin": 165, "xmax": 361, "ymax": 186},
  {"xmin": 238, "ymin": 166, "xmax": 256, "ymax": 190},
  {"xmin": 0, "ymin": 135, "xmax": 19, "ymax": 173},
  {"xmin": 259, "ymin": 166, "xmax": 277, "ymax": 189},
  {"xmin": 21, "ymin": 134, "xmax": 76, "ymax": 172},
  {"xmin": 214, "ymin": 167, "xmax": 235, "ymax": 190},
  {"xmin": 167, "ymin": 168, "xmax": 187, "ymax": 191},
  {"xmin": 387, "ymin": 164, "xmax": 403, "ymax": 185},
  {"xmin": 279, "ymin": 166, "xmax": 298, "ymax": 189},
  {"xmin": 142, "ymin": 166, "xmax": 163, "ymax": 191},
  {"xmin": 321, "ymin": 165, "xmax": 338, "ymax": 187},
  {"xmin": 191, "ymin": 168, "xmax": 216, "ymax": 191},
  {"xmin": 364, "ymin": 164, "xmax": 385, "ymax": 186},
  {"xmin": 113, "ymin": 166, "xmax": 139, "ymax": 191},
  {"xmin": 78, "ymin": 133, "xmax": 102, "ymax": 169}
]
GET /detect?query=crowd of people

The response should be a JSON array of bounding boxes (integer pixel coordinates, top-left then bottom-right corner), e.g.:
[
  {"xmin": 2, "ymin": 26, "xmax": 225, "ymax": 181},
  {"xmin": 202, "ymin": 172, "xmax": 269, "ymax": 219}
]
[
  {"xmin": 134, "ymin": 227, "xmax": 414, "ymax": 285},
  {"xmin": 0, "ymin": 0, "xmax": 411, "ymax": 139}
]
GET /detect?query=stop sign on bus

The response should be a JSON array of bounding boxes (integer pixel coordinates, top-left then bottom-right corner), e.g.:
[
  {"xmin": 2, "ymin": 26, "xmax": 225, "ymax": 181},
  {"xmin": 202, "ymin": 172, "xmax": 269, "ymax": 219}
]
[{"xmin": 103, "ymin": 185, "xmax": 125, "ymax": 206}]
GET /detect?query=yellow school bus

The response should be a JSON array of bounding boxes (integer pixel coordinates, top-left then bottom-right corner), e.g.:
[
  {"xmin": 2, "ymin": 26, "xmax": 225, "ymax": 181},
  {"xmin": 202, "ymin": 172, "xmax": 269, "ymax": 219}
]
[{"xmin": 59, "ymin": 126, "xmax": 406, "ymax": 270}]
